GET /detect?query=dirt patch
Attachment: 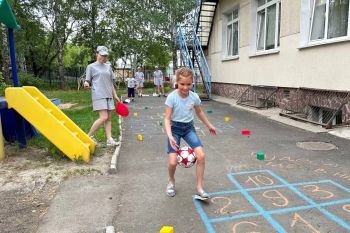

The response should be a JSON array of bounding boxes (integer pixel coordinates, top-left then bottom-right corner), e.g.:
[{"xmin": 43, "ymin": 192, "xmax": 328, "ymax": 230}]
[
  {"xmin": 58, "ymin": 102, "xmax": 88, "ymax": 110},
  {"xmin": 0, "ymin": 143, "xmax": 115, "ymax": 233},
  {"xmin": 58, "ymin": 102, "xmax": 77, "ymax": 109}
]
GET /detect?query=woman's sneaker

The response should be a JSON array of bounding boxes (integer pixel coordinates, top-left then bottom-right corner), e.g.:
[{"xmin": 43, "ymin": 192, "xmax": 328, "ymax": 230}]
[
  {"xmin": 166, "ymin": 182, "xmax": 175, "ymax": 197},
  {"xmin": 106, "ymin": 138, "xmax": 119, "ymax": 146}
]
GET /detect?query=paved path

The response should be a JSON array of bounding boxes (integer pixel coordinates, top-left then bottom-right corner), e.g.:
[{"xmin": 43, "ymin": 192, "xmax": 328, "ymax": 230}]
[
  {"xmin": 113, "ymin": 95, "xmax": 350, "ymax": 233},
  {"xmin": 37, "ymin": 94, "xmax": 350, "ymax": 233}
]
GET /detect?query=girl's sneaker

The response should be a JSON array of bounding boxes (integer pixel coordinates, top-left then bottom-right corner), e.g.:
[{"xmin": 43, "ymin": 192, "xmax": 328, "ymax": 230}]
[
  {"xmin": 106, "ymin": 138, "xmax": 119, "ymax": 146},
  {"xmin": 166, "ymin": 182, "xmax": 175, "ymax": 197},
  {"xmin": 194, "ymin": 190, "xmax": 210, "ymax": 200}
]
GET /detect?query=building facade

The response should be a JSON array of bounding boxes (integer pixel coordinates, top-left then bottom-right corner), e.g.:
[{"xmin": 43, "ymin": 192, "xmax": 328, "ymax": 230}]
[{"xmin": 205, "ymin": 0, "xmax": 350, "ymax": 127}]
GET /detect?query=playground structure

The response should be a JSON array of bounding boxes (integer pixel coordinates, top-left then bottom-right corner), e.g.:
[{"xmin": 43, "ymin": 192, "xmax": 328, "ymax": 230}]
[
  {"xmin": 5, "ymin": 86, "xmax": 95, "ymax": 161},
  {"xmin": 0, "ymin": 0, "xmax": 94, "ymax": 161},
  {"xmin": 0, "ymin": 0, "xmax": 21, "ymax": 160}
]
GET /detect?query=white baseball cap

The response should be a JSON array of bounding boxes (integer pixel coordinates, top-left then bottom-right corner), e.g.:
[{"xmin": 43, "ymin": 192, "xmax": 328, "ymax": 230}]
[{"xmin": 96, "ymin": 46, "xmax": 109, "ymax": 55}]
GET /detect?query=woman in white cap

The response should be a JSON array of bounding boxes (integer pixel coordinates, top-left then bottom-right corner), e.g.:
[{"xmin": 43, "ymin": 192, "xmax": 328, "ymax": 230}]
[
  {"xmin": 84, "ymin": 46, "xmax": 121, "ymax": 146},
  {"xmin": 135, "ymin": 66, "xmax": 144, "ymax": 97},
  {"xmin": 153, "ymin": 66, "xmax": 166, "ymax": 97}
]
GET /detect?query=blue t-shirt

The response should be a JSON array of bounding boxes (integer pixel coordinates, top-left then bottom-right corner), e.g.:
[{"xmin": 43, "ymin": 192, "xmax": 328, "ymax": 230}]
[{"xmin": 165, "ymin": 90, "xmax": 201, "ymax": 123}]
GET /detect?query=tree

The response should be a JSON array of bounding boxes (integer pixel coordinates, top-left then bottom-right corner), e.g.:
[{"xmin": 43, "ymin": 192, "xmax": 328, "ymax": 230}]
[
  {"xmin": 146, "ymin": 0, "xmax": 195, "ymax": 71},
  {"xmin": 0, "ymin": 25, "xmax": 11, "ymax": 83},
  {"xmin": 4, "ymin": 0, "xmax": 196, "ymax": 88}
]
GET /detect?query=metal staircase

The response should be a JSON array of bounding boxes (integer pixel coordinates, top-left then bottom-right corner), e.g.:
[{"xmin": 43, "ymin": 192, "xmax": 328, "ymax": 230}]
[
  {"xmin": 176, "ymin": 25, "xmax": 198, "ymax": 87},
  {"xmin": 193, "ymin": 33, "xmax": 212, "ymax": 99},
  {"xmin": 175, "ymin": 0, "xmax": 217, "ymax": 99},
  {"xmin": 195, "ymin": 0, "xmax": 218, "ymax": 49}
]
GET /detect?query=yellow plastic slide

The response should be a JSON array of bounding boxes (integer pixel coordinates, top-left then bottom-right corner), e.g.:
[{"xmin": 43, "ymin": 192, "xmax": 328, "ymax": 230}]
[{"xmin": 5, "ymin": 86, "xmax": 95, "ymax": 162}]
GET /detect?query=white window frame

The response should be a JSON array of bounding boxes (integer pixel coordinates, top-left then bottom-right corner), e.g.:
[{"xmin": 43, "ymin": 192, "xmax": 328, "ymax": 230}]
[
  {"xmin": 224, "ymin": 9, "xmax": 239, "ymax": 59},
  {"xmin": 300, "ymin": 0, "xmax": 350, "ymax": 48},
  {"xmin": 250, "ymin": 0, "xmax": 281, "ymax": 56}
]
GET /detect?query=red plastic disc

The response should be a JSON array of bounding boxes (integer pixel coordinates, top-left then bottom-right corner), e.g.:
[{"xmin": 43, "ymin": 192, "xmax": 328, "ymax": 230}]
[{"xmin": 115, "ymin": 102, "xmax": 129, "ymax": 117}]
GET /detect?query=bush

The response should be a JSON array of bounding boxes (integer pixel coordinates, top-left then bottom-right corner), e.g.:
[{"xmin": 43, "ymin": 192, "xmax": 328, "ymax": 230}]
[
  {"xmin": 19, "ymin": 73, "xmax": 45, "ymax": 87},
  {"xmin": 0, "ymin": 72, "xmax": 7, "ymax": 96}
]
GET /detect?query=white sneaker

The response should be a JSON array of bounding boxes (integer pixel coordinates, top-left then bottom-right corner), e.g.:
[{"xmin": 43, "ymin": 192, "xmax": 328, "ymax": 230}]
[
  {"xmin": 166, "ymin": 182, "xmax": 175, "ymax": 197},
  {"xmin": 106, "ymin": 138, "xmax": 120, "ymax": 146}
]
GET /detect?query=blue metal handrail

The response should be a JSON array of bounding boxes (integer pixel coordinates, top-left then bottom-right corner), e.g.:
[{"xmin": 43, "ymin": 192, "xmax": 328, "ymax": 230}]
[
  {"xmin": 174, "ymin": 0, "xmax": 212, "ymax": 98},
  {"xmin": 193, "ymin": 33, "xmax": 212, "ymax": 98},
  {"xmin": 176, "ymin": 25, "xmax": 198, "ymax": 91},
  {"xmin": 192, "ymin": 0, "xmax": 202, "ymax": 36}
]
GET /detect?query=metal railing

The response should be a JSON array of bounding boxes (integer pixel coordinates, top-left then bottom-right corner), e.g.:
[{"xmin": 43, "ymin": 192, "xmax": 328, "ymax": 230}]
[
  {"xmin": 280, "ymin": 88, "xmax": 350, "ymax": 128},
  {"xmin": 237, "ymin": 85, "xmax": 277, "ymax": 109},
  {"xmin": 193, "ymin": 33, "xmax": 212, "ymax": 99},
  {"xmin": 176, "ymin": 25, "xmax": 199, "ymax": 90},
  {"xmin": 176, "ymin": 25, "xmax": 195, "ymax": 71},
  {"xmin": 174, "ymin": 0, "xmax": 213, "ymax": 99}
]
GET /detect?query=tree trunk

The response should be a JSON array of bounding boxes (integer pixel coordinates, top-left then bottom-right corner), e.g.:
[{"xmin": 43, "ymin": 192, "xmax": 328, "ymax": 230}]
[
  {"xmin": 54, "ymin": 0, "xmax": 64, "ymax": 89},
  {"xmin": 1, "ymin": 26, "xmax": 11, "ymax": 83},
  {"xmin": 171, "ymin": 25, "xmax": 178, "ymax": 74},
  {"xmin": 56, "ymin": 37, "xmax": 64, "ymax": 89},
  {"xmin": 172, "ymin": 33, "xmax": 177, "ymax": 73},
  {"xmin": 90, "ymin": 0, "xmax": 97, "ymax": 57}
]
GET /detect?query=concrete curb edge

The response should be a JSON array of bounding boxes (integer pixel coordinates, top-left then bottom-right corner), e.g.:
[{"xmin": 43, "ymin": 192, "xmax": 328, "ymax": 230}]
[{"xmin": 108, "ymin": 116, "xmax": 122, "ymax": 174}]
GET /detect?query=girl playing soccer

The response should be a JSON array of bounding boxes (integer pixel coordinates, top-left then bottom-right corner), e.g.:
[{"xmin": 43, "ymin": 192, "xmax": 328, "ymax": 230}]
[{"xmin": 164, "ymin": 67, "xmax": 217, "ymax": 199}]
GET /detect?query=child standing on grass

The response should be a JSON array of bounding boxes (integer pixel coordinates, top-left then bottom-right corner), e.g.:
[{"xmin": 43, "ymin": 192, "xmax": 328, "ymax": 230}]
[
  {"xmin": 125, "ymin": 71, "xmax": 137, "ymax": 101},
  {"xmin": 164, "ymin": 67, "xmax": 217, "ymax": 199}
]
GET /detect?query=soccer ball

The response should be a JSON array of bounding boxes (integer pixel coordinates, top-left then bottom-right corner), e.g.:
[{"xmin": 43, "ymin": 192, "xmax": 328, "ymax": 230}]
[{"xmin": 177, "ymin": 146, "xmax": 197, "ymax": 168}]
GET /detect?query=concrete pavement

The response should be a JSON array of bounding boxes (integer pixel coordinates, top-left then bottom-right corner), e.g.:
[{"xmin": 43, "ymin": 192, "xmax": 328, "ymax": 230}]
[{"xmin": 37, "ymin": 93, "xmax": 350, "ymax": 233}]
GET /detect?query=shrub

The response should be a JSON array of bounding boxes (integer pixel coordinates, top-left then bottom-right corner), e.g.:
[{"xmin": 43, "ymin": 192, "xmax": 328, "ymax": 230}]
[
  {"xmin": 0, "ymin": 72, "xmax": 7, "ymax": 96},
  {"xmin": 19, "ymin": 73, "xmax": 45, "ymax": 87}
]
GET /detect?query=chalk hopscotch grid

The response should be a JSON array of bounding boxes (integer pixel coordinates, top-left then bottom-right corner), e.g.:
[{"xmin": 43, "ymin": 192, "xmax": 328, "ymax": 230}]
[{"xmin": 193, "ymin": 169, "xmax": 350, "ymax": 233}]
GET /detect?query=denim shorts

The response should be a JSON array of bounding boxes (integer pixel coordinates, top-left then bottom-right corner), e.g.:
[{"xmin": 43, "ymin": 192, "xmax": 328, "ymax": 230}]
[{"xmin": 167, "ymin": 121, "xmax": 203, "ymax": 154}]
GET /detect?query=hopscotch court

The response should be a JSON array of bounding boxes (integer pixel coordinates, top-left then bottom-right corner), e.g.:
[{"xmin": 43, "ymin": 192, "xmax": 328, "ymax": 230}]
[{"xmin": 194, "ymin": 170, "xmax": 350, "ymax": 233}]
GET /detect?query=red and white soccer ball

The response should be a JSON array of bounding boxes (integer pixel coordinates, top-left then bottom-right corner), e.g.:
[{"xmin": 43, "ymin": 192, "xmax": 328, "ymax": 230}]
[{"xmin": 177, "ymin": 146, "xmax": 197, "ymax": 168}]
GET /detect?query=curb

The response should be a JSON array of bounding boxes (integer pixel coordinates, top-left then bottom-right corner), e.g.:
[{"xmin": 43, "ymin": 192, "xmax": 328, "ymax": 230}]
[
  {"xmin": 211, "ymin": 95, "xmax": 328, "ymax": 133},
  {"xmin": 108, "ymin": 116, "xmax": 122, "ymax": 174}
]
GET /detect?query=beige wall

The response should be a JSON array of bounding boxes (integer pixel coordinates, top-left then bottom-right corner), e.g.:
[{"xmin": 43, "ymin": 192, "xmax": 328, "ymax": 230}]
[{"xmin": 208, "ymin": 0, "xmax": 350, "ymax": 92}]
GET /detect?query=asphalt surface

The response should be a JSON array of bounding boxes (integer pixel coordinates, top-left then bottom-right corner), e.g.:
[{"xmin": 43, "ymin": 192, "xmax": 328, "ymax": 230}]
[{"xmin": 37, "ymin": 94, "xmax": 350, "ymax": 233}]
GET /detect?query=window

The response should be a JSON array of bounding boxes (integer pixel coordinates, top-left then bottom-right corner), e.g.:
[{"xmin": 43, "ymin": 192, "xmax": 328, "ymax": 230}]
[
  {"xmin": 226, "ymin": 9, "xmax": 239, "ymax": 57},
  {"xmin": 256, "ymin": 0, "xmax": 281, "ymax": 51},
  {"xmin": 310, "ymin": 0, "xmax": 350, "ymax": 41}
]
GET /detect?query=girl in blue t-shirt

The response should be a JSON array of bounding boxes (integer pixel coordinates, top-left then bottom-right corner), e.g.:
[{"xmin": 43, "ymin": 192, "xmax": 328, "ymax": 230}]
[{"xmin": 164, "ymin": 67, "xmax": 217, "ymax": 199}]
